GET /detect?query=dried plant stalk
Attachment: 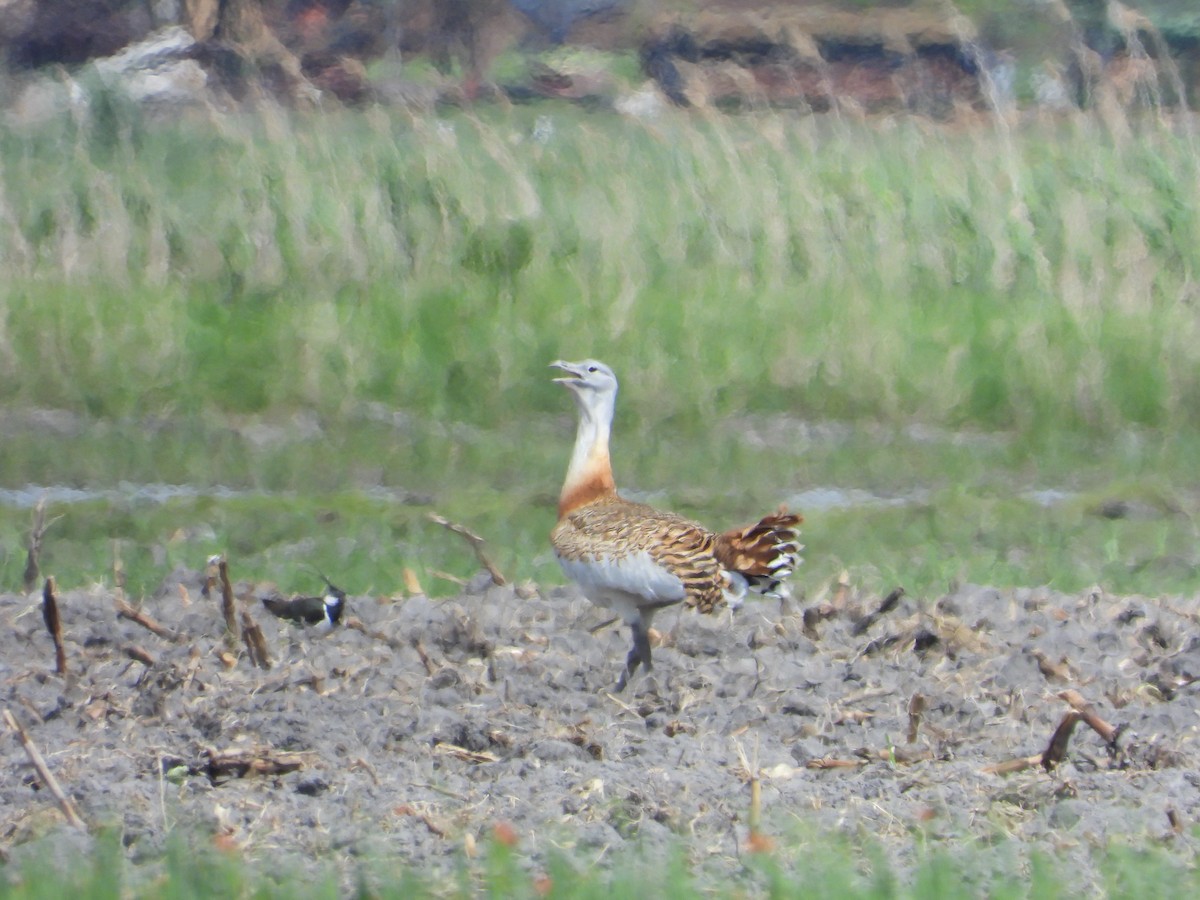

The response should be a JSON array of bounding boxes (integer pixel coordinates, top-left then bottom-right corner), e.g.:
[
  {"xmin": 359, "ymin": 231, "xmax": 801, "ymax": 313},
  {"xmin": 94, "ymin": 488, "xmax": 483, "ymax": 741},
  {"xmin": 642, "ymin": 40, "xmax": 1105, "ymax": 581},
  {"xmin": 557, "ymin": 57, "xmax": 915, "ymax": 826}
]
[
  {"xmin": 982, "ymin": 755, "xmax": 1043, "ymax": 776},
  {"xmin": 1042, "ymin": 711, "xmax": 1082, "ymax": 771},
  {"xmin": 1058, "ymin": 689, "xmax": 1120, "ymax": 745},
  {"xmin": 23, "ymin": 498, "xmax": 59, "ymax": 593},
  {"xmin": 41, "ymin": 577, "xmax": 67, "ymax": 676},
  {"xmin": 3, "ymin": 708, "xmax": 86, "ymax": 830},
  {"xmin": 115, "ymin": 598, "xmax": 181, "ymax": 643},
  {"xmin": 427, "ymin": 512, "xmax": 507, "ymax": 586},
  {"xmin": 748, "ymin": 774, "xmax": 762, "ymax": 834},
  {"xmin": 345, "ymin": 617, "xmax": 406, "ymax": 651},
  {"xmin": 805, "ymin": 757, "xmax": 863, "ymax": 770},
  {"xmin": 906, "ymin": 693, "xmax": 926, "ymax": 744},
  {"xmin": 112, "ymin": 541, "xmax": 126, "ymax": 606},
  {"xmin": 124, "ymin": 645, "xmax": 157, "ymax": 667},
  {"xmin": 218, "ymin": 557, "xmax": 240, "ymax": 647},
  {"xmin": 240, "ymin": 610, "xmax": 272, "ymax": 670},
  {"xmin": 205, "ymin": 746, "xmax": 305, "ymax": 779},
  {"xmin": 1167, "ymin": 808, "xmax": 1184, "ymax": 834},
  {"xmin": 413, "ymin": 638, "xmax": 440, "ymax": 676}
]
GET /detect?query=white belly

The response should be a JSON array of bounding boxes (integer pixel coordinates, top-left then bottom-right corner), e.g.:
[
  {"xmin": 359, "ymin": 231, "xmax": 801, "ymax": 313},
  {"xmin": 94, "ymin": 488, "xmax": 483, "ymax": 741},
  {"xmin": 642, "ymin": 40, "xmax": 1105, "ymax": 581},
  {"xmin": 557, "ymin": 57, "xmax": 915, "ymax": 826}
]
[{"xmin": 557, "ymin": 551, "xmax": 686, "ymax": 622}]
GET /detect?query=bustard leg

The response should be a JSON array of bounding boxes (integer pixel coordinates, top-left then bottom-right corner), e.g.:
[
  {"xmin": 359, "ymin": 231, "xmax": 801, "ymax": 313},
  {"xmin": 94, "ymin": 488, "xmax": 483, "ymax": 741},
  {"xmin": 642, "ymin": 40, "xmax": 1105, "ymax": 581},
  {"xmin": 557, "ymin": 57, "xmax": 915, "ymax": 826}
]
[{"xmin": 615, "ymin": 618, "xmax": 653, "ymax": 693}]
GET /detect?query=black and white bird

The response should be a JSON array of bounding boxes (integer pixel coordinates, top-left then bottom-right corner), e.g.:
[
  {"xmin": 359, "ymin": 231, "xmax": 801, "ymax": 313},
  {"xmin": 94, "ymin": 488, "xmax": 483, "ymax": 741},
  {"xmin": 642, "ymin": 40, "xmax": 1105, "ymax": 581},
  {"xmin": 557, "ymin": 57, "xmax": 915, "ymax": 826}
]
[{"xmin": 261, "ymin": 579, "xmax": 346, "ymax": 631}]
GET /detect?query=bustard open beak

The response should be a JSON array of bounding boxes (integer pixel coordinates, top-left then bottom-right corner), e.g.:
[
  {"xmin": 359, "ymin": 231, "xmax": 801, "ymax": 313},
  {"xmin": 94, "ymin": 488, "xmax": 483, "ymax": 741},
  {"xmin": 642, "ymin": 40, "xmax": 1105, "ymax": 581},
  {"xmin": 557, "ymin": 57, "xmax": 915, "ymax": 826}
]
[{"xmin": 550, "ymin": 360, "xmax": 583, "ymax": 384}]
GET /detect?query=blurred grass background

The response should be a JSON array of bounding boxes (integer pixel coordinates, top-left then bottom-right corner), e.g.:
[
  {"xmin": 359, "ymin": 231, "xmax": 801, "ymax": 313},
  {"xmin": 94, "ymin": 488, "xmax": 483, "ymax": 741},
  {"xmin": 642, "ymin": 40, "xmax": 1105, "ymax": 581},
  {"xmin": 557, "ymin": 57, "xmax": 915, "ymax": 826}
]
[{"xmin": 1, "ymin": 96, "xmax": 1199, "ymax": 599}]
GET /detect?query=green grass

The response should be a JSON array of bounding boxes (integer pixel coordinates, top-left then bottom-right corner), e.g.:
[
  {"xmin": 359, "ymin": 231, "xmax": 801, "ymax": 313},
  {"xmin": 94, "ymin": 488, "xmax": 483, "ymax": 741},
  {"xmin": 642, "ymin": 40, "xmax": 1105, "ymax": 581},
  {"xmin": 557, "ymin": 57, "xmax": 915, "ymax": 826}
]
[
  {"xmin": 3, "ymin": 104, "xmax": 1200, "ymax": 432},
  {"xmin": 2, "ymin": 417, "xmax": 1199, "ymax": 601},
  {"xmin": 2, "ymin": 100, "xmax": 1200, "ymax": 600},
  {"xmin": 4, "ymin": 824, "xmax": 1200, "ymax": 899}
]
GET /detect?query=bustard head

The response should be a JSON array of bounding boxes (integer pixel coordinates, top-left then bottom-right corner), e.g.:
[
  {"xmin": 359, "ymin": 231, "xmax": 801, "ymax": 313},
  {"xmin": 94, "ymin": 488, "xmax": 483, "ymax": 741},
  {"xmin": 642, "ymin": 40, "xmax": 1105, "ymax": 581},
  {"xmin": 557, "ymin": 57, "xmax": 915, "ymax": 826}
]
[{"xmin": 551, "ymin": 359, "xmax": 618, "ymax": 421}]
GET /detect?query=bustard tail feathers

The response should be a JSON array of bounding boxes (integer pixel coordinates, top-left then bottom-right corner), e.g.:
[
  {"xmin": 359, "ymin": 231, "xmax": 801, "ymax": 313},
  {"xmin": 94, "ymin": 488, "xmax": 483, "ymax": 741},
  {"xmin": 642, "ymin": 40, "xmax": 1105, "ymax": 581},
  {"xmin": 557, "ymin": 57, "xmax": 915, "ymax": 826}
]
[{"xmin": 715, "ymin": 507, "xmax": 803, "ymax": 599}]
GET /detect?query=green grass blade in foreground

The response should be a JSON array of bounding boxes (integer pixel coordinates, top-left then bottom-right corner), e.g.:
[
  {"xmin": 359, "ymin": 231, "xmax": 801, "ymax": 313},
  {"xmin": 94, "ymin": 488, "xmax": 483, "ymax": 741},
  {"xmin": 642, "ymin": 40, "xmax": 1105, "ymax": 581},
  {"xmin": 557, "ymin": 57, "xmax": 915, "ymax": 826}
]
[{"xmin": 6, "ymin": 826, "xmax": 1200, "ymax": 899}]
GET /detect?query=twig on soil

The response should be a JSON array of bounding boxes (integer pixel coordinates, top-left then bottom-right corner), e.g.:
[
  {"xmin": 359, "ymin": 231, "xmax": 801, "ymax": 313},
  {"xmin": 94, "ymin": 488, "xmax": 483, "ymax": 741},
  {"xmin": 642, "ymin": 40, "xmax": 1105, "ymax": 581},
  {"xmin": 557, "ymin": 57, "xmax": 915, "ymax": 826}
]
[
  {"xmin": 1057, "ymin": 689, "xmax": 1121, "ymax": 747},
  {"xmin": 1029, "ymin": 649, "xmax": 1072, "ymax": 683},
  {"xmin": 3, "ymin": 708, "xmax": 87, "ymax": 831},
  {"xmin": 982, "ymin": 754, "xmax": 1044, "ymax": 776},
  {"xmin": 588, "ymin": 615, "xmax": 620, "ymax": 635},
  {"xmin": 733, "ymin": 737, "xmax": 772, "ymax": 851},
  {"xmin": 805, "ymin": 757, "xmax": 864, "ymax": 770},
  {"xmin": 115, "ymin": 597, "xmax": 181, "ymax": 643},
  {"xmin": 217, "ymin": 556, "xmax": 240, "ymax": 647},
  {"xmin": 411, "ymin": 781, "xmax": 467, "ymax": 801},
  {"xmin": 801, "ymin": 602, "xmax": 836, "ymax": 641},
  {"xmin": 395, "ymin": 804, "xmax": 448, "ymax": 837},
  {"xmin": 344, "ymin": 616, "xmax": 408, "ymax": 652},
  {"xmin": 907, "ymin": 693, "xmax": 926, "ymax": 744},
  {"xmin": 17, "ymin": 696, "xmax": 45, "ymax": 725},
  {"xmin": 202, "ymin": 555, "xmax": 220, "ymax": 598},
  {"xmin": 433, "ymin": 742, "xmax": 498, "ymax": 764},
  {"xmin": 1167, "ymin": 808, "xmax": 1184, "ymax": 834},
  {"xmin": 413, "ymin": 638, "xmax": 440, "ymax": 676},
  {"xmin": 204, "ymin": 746, "xmax": 306, "ymax": 779},
  {"xmin": 603, "ymin": 692, "xmax": 642, "ymax": 716},
  {"xmin": 831, "ymin": 569, "xmax": 851, "ymax": 610},
  {"xmin": 240, "ymin": 610, "xmax": 272, "ymax": 670},
  {"xmin": 349, "ymin": 757, "xmax": 380, "ymax": 785},
  {"xmin": 41, "ymin": 577, "xmax": 67, "ymax": 676},
  {"xmin": 427, "ymin": 512, "xmax": 507, "ymax": 586},
  {"xmin": 23, "ymin": 498, "xmax": 61, "ymax": 593},
  {"xmin": 124, "ymin": 644, "xmax": 157, "ymax": 667},
  {"xmin": 868, "ymin": 746, "xmax": 936, "ymax": 764},
  {"xmin": 851, "ymin": 587, "xmax": 906, "ymax": 636},
  {"xmin": 343, "ymin": 619, "xmax": 432, "ymax": 681},
  {"xmin": 112, "ymin": 541, "xmax": 126, "ymax": 606},
  {"xmin": 1041, "ymin": 711, "xmax": 1082, "ymax": 771}
]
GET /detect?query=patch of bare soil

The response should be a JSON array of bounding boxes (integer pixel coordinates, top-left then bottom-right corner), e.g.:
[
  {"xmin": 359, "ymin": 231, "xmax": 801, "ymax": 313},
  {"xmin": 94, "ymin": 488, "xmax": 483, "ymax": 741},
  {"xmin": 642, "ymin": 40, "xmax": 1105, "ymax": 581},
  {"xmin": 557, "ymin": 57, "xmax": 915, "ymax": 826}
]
[{"xmin": 3, "ymin": 567, "xmax": 1200, "ymax": 889}]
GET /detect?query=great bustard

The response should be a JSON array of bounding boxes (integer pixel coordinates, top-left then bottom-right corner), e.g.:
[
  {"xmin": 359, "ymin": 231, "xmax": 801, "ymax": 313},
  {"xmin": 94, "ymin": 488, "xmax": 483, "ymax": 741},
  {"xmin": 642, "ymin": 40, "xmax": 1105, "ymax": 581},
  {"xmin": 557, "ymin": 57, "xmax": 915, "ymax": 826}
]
[{"xmin": 549, "ymin": 359, "xmax": 802, "ymax": 691}]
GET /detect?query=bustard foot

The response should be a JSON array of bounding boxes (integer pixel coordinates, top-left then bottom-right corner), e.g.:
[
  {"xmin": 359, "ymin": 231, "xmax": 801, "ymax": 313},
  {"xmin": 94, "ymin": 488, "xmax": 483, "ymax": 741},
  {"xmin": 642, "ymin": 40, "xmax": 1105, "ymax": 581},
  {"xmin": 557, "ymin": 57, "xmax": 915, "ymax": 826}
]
[{"xmin": 615, "ymin": 619, "xmax": 654, "ymax": 693}]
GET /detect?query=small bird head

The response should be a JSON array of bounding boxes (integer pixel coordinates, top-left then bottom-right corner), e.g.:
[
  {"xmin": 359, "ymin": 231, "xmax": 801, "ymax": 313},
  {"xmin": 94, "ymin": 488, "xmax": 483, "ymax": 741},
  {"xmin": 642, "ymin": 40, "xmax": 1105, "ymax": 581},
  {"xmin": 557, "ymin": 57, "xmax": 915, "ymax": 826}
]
[
  {"xmin": 319, "ymin": 576, "xmax": 347, "ymax": 622},
  {"xmin": 322, "ymin": 589, "xmax": 345, "ymax": 625},
  {"xmin": 551, "ymin": 360, "xmax": 618, "ymax": 418}
]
